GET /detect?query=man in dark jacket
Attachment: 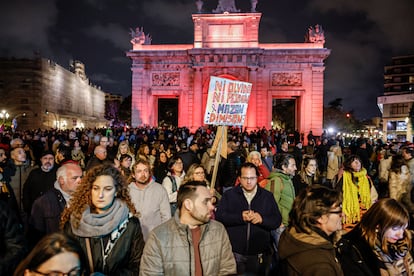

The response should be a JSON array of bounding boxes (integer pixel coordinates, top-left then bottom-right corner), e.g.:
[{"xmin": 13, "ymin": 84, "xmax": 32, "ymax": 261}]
[
  {"xmin": 85, "ymin": 145, "xmax": 108, "ymax": 171},
  {"xmin": 260, "ymin": 146, "xmax": 273, "ymax": 172},
  {"xmin": 218, "ymin": 141, "xmax": 241, "ymax": 193},
  {"xmin": 28, "ymin": 162, "xmax": 82, "ymax": 248},
  {"xmin": 356, "ymin": 139, "xmax": 371, "ymax": 173},
  {"xmin": 315, "ymin": 138, "xmax": 329, "ymax": 180},
  {"xmin": 22, "ymin": 150, "xmax": 57, "ymax": 216},
  {"xmin": 178, "ymin": 140, "xmax": 200, "ymax": 172},
  {"xmin": 216, "ymin": 162, "xmax": 282, "ymax": 275}
]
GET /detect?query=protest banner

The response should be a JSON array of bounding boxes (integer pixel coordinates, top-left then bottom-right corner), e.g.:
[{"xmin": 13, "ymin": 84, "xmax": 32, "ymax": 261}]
[
  {"xmin": 204, "ymin": 76, "xmax": 252, "ymax": 126},
  {"xmin": 205, "ymin": 76, "xmax": 252, "ymax": 191}
]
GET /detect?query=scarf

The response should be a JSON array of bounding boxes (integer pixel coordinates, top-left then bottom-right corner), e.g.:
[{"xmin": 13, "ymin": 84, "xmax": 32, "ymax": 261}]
[
  {"xmin": 342, "ymin": 168, "xmax": 372, "ymax": 224},
  {"xmin": 373, "ymin": 238, "xmax": 414, "ymax": 276},
  {"xmin": 71, "ymin": 199, "xmax": 129, "ymax": 237}
]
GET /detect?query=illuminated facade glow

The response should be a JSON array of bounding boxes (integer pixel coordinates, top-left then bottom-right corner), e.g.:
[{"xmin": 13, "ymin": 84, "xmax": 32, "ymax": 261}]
[
  {"xmin": 0, "ymin": 58, "xmax": 107, "ymax": 129},
  {"xmin": 128, "ymin": 12, "xmax": 330, "ymax": 140}
]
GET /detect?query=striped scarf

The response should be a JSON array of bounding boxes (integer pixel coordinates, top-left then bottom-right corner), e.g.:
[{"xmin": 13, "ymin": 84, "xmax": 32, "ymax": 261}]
[
  {"xmin": 342, "ymin": 168, "xmax": 372, "ymax": 224},
  {"xmin": 374, "ymin": 239, "xmax": 414, "ymax": 276}
]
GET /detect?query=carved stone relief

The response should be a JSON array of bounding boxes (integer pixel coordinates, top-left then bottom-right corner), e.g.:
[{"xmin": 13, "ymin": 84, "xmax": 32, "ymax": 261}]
[
  {"xmin": 152, "ymin": 72, "xmax": 180, "ymax": 86},
  {"xmin": 271, "ymin": 72, "xmax": 302, "ymax": 86}
]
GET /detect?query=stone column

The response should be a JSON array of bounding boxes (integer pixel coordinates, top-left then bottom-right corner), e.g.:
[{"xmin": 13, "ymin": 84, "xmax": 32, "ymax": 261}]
[
  {"xmin": 310, "ymin": 66, "xmax": 325, "ymax": 136},
  {"xmin": 193, "ymin": 67, "xmax": 203, "ymax": 129},
  {"xmin": 131, "ymin": 67, "xmax": 143, "ymax": 127},
  {"xmin": 247, "ymin": 67, "xmax": 258, "ymax": 131}
]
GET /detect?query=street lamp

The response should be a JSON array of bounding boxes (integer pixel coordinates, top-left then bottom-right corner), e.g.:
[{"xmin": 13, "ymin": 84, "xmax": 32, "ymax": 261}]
[{"xmin": 0, "ymin": 110, "xmax": 10, "ymax": 125}]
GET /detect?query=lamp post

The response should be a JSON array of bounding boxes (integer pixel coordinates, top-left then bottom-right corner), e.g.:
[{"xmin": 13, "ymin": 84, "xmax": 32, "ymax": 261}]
[
  {"xmin": 45, "ymin": 109, "xmax": 59, "ymax": 129},
  {"xmin": 0, "ymin": 110, "xmax": 10, "ymax": 125}
]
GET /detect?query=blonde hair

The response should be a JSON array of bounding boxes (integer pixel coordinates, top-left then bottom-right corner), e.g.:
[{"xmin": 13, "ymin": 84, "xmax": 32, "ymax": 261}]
[
  {"xmin": 183, "ymin": 163, "xmax": 206, "ymax": 184},
  {"xmin": 117, "ymin": 140, "xmax": 134, "ymax": 158}
]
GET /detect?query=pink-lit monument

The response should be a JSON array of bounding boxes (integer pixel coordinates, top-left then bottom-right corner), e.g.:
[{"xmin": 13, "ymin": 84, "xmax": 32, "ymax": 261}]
[{"xmin": 127, "ymin": 1, "xmax": 330, "ymax": 139}]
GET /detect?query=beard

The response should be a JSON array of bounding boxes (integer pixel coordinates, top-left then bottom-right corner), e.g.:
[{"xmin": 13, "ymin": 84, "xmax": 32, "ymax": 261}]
[
  {"xmin": 190, "ymin": 209, "xmax": 210, "ymax": 225},
  {"xmin": 41, "ymin": 163, "xmax": 54, "ymax": 172},
  {"xmin": 136, "ymin": 177, "xmax": 150, "ymax": 185}
]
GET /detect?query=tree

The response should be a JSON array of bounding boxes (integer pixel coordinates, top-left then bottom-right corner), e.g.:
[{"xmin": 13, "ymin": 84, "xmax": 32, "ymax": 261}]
[
  {"xmin": 105, "ymin": 100, "xmax": 120, "ymax": 121},
  {"xmin": 328, "ymin": 98, "xmax": 343, "ymax": 110},
  {"xmin": 323, "ymin": 98, "xmax": 355, "ymax": 132},
  {"xmin": 118, "ymin": 95, "xmax": 131, "ymax": 125}
]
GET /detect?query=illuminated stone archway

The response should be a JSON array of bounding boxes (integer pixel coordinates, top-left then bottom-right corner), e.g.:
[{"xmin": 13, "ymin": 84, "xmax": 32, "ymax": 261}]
[{"xmin": 128, "ymin": 12, "xmax": 330, "ymax": 139}]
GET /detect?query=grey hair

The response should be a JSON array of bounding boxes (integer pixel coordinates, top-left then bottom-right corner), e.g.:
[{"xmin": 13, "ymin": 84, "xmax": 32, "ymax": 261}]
[
  {"xmin": 10, "ymin": 138, "xmax": 24, "ymax": 148},
  {"xmin": 56, "ymin": 163, "xmax": 80, "ymax": 182},
  {"xmin": 247, "ymin": 151, "xmax": 261, "ymax": 161}
]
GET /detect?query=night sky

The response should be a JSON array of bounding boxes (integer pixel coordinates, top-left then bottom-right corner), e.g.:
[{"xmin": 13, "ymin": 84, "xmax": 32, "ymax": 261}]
[{"xmin": 1, "ymin": 0, "xmax": 413, "ymax": 120}]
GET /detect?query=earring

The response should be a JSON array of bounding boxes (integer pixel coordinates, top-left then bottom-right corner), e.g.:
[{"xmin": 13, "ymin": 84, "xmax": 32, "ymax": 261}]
[{"xmin": 375, "ymin": 228, "xmax": 379, "ymax": 233}]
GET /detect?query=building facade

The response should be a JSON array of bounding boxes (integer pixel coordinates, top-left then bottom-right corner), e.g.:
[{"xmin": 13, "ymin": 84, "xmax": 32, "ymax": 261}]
[
  {"xmin": 127, "ymin": 5, "xmax": 330, "ymax": 139},
  {"xmin": 377, "ymin": 55, "xmax": 414, "ymax": 142},
  {"xmin": 0, "ymin": 57, "xmax": 107, "ymax": 130}
]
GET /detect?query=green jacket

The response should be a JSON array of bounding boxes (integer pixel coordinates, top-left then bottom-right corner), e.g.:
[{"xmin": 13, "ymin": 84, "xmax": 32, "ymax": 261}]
[{"xmin": 266, "ymin": 171, "xmax": 295, "ymax": 225}]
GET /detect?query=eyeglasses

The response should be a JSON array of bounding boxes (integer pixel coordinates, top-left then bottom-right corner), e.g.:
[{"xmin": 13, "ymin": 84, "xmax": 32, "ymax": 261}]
[
  {"xmin": 240, "ymin": 176, "xmax": 257, "ymax": 181},
  {"xmin": 33, "ymin": 267, "xmax": 82, "ymax": 276}
]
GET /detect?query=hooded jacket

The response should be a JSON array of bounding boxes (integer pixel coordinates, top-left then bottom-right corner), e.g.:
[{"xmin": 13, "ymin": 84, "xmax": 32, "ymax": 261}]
[
  {"xmin": 266, "ymin": 171, "xmax": 295, "ymax": 225},
  {"xmin": 128, "ymin": 179, "xmax": 171, "ymax": 241},
  {"xmin": 279, "ymin": 227, "xmax": 343, "ymax": 276}
]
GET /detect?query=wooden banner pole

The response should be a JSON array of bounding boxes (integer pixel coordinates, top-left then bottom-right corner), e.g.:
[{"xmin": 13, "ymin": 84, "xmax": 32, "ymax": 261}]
[{"xmin": 210, "ymin": 125, "xmax": 227, "ymax": 192}]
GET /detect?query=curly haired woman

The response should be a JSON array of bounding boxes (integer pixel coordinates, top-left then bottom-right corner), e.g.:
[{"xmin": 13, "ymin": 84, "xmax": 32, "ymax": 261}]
[{"xmin": 60, "ymin": 164, "xmax": 144, "ymax": 275}]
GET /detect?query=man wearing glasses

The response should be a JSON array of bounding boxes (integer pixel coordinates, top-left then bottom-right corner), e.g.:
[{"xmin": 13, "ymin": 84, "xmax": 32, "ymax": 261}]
[{"xmin": 216, "ymin": 162, "xmax": 282, "ymax": 275}]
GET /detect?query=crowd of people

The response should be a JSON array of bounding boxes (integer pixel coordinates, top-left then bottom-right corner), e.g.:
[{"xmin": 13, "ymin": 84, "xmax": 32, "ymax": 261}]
[{"xmin": 1, "ymin": 125, "xmax": 414, "ymax": 275}]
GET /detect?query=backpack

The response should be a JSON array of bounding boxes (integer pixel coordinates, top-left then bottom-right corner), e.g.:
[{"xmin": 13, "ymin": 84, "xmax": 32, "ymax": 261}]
[{"xmin": 168, "ymin": 175, "xmax": 177, "ymax": 216}]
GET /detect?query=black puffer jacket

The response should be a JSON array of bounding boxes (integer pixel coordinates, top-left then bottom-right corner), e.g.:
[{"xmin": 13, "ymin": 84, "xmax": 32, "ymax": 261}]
[{"xmin": 0, "ymin": 200, "xmax": 27, "ymax": 275}]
